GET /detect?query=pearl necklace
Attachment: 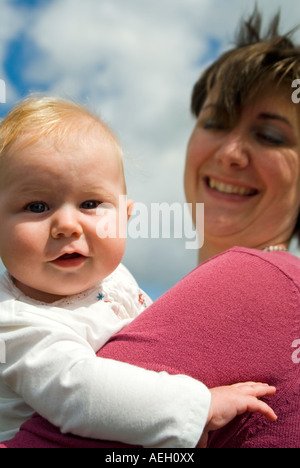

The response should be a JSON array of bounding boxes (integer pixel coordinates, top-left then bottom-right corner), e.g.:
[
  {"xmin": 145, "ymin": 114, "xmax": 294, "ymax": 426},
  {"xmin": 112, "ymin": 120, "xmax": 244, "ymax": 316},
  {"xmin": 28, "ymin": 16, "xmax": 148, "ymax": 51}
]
[{"xmin": 263, "ymin": 245, "xmax": 288, "ymax": 252}]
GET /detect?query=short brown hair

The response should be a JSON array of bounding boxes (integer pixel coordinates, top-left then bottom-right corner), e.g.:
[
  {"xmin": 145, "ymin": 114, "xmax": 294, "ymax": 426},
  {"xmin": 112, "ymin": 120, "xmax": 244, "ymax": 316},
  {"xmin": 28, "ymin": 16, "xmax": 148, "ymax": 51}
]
[
  {"xmin": 191, "ymin": 10, "xmax": 300, "ymax": 118},
  {"xmin": 191, "ymin": 8, "xmax": 300, "ymax": 242}
]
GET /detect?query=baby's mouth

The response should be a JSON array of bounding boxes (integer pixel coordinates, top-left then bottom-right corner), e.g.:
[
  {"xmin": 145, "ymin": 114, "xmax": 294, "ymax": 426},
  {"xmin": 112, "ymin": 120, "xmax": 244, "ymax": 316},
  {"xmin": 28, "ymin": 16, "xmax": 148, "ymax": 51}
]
[
  {"xmin": 51, "ymin": 252, "xmax": 87, "ymax": 268},
  {"xmin": 58, "ymin": 253, "xmax": 83, "ymax": 260}
]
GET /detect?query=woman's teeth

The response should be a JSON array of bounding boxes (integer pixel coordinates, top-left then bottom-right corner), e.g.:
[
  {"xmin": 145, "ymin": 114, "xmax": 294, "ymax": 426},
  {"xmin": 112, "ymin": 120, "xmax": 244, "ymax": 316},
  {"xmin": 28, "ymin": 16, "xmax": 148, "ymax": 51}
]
[{"xmin": 207, "ymin": 178, "xmax": 257, "ymax": 196}]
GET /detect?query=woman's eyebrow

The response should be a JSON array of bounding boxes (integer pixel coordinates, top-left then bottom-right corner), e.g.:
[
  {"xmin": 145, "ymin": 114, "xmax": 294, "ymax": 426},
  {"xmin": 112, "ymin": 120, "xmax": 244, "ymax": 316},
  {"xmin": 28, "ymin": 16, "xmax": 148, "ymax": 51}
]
[{"xmin": 258, "ymin": 112, "xmax": 292, "ymax": 127}]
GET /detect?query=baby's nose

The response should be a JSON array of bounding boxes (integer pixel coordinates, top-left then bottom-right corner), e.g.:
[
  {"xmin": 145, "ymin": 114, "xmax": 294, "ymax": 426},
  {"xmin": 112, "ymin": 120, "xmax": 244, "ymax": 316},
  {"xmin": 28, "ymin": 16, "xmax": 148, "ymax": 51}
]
[{"xmin": 50, "ymin": 207, "xmax": 83, "ymax": 239}]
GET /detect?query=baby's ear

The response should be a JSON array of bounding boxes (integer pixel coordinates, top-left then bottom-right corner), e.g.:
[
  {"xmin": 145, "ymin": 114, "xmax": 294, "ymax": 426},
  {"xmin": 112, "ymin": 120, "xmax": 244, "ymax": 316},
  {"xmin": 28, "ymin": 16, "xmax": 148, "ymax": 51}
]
[{"xmin": 126, "ymin": 199, "xmax": 134, "ymax": 220}]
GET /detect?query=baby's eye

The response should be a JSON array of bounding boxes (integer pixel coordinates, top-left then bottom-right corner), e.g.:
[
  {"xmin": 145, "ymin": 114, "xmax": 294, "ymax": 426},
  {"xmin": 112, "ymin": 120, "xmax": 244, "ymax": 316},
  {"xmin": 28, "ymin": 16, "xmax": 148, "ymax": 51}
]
[
  {"xmin": 25, "ymin": 202, "xmax": 49, "ymax": 213},
  {"xmin": 80, "ymin": 200, "xmax": 101, "ymax": 210}
]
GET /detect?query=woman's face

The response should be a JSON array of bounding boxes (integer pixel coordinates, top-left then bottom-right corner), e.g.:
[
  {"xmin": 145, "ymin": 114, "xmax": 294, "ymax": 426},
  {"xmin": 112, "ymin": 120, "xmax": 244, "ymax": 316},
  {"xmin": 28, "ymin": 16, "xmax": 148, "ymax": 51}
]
[{"xmin": 184, "ymin": 87, "xmax": 300, "ymax": 254}]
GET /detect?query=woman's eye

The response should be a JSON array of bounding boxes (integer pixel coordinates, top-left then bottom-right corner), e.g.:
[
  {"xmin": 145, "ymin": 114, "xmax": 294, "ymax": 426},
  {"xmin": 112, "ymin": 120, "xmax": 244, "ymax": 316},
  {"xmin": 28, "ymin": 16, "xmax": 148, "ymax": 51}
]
[
  {"xmin": 80, "ymin": 200, "xmax": 101, "ymax": 210},
  {"xmin": 202, "ymin": 118, "xmax": 226, "ymax": 131},
  {"xmin": 255, "ymin": 125, "xmax": 286, "ymax": 146},
  {"xmin": 256, "ymin": 131, "xmax": 285, "ymax": 146},
  {"xmin": 25, "ymin": 202, "xmax": 49, "ymax": 213}
]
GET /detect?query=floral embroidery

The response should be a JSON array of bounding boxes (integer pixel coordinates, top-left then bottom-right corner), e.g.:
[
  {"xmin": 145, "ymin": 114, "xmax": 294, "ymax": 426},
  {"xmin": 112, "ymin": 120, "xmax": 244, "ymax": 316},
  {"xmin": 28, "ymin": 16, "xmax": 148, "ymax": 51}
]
[
  {"xmin": 138, "ymin": 293, "xmax": 145, "ymax": 305},
  {"xmin": 98, "ymin": 290, "xmax": 146, "ymax": 310}
]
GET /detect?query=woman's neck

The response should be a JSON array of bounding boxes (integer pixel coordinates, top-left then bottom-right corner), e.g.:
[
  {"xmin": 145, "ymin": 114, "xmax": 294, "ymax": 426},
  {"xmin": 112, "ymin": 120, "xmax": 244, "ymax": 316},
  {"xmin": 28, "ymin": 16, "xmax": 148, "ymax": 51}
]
[{"xmin": 198, "ymin": 238, "xmax": 290, "ymax": 264}]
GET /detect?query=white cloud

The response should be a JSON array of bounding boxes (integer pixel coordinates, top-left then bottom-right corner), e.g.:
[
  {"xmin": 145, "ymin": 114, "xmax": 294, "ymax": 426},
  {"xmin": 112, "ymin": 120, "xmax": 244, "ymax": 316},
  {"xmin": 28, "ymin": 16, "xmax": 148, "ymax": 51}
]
[
  {"xmin": 0, "ymin": 0, "xmax": 28, "ymax": 99},
  {"xmin": 1, "ymin": 0, "xmax": 300, "ymax": 297}
]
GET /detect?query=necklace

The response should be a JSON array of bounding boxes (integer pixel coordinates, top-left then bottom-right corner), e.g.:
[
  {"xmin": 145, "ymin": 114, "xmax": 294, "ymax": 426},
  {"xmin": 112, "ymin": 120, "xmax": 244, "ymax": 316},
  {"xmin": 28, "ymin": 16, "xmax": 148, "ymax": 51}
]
[{"xmin": 263, "ymin": 245, "xmax": 288, "ymax": 252}]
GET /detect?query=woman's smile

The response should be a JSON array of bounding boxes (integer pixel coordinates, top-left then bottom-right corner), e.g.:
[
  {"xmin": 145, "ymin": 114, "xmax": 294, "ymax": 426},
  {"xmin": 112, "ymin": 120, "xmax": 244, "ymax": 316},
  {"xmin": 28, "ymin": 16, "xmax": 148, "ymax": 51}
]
[{"xmin": 203, "ymin": 176, "xmax": 260, "ymax": 201}]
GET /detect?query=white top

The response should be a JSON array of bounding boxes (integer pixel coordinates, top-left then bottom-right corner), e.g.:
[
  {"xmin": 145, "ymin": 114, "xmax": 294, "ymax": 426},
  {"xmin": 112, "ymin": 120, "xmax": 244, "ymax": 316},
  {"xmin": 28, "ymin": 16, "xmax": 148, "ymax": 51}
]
[{"xmin": 0, "ymin": 264, "xmax": 211, "ymax": 447}]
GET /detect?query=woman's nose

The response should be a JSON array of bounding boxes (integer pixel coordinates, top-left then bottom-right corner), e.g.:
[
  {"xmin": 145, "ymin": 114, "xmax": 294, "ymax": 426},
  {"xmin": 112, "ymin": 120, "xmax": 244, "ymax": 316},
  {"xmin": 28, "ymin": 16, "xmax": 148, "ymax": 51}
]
[
  {"xmin": 50, "ymin": 207, "xmax": 83, "ymax": 239},
  {"xmin": 214, "ymin": 132, "xmax": 250, "ymax": 169}
]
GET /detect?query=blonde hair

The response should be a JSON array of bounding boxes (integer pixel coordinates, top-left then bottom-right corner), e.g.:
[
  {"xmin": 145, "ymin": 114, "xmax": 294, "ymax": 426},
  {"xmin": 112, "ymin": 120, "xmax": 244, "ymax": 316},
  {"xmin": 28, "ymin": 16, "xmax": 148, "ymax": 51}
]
[
  {"xmin": 0, "ymin": 95, "xmax": 126, "ymax": 191},
  {"xmin": 0, "ymin": 95, "xmax": 122, "ymax": 153}
]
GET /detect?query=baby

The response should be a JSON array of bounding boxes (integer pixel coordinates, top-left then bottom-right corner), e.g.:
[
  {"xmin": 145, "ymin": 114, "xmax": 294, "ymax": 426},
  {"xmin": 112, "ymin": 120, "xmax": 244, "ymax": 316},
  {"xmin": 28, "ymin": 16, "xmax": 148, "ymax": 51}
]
[{"xmin": 0, "ymin": 96, "xmax": 276, "ymax": 447}]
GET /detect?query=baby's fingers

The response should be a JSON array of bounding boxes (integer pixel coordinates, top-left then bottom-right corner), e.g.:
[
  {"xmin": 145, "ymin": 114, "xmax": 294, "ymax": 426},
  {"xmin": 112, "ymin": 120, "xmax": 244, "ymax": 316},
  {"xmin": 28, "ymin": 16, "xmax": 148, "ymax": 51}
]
[
  {"xmin": 232, "ymin": 383, "xmax": 277, "ymax": 421},
  {"xmin": 233, "ymin": 382, "xmax": 276, "ymax": 398},
  {"xmin": 244, "ymin": 395, "xmax": 277, "ymax": 422}
]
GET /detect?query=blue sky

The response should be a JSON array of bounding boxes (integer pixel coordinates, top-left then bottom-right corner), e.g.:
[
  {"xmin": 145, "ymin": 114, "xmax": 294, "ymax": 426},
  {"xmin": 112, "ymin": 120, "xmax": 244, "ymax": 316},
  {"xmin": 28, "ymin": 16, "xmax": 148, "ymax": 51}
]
[
  {"xmin": 1, "ymin": 0, "xmax": 300, "ymax": 299},
  {"xmin": 3, "ymin": 35, "xmax": 44, "ymax": 104}
]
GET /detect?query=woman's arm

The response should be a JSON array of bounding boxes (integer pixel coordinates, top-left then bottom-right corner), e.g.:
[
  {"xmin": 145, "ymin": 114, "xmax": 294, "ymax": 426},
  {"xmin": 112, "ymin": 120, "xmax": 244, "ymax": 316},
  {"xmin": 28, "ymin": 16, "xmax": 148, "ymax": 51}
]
[{"xmin": 100, "ymin": 248, "xmax": 300, "ymax": 448}]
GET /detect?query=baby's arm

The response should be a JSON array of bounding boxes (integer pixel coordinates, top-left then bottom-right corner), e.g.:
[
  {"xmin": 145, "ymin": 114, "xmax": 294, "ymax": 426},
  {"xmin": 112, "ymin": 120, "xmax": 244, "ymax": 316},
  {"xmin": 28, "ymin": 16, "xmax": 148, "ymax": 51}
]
[
  {"xmin": 198, "ymin": 382, "xmax": 277, "ymax": 448},
  {"xmin": 2, "ymin": 301, "xmax": 209, "ymax": 448}
]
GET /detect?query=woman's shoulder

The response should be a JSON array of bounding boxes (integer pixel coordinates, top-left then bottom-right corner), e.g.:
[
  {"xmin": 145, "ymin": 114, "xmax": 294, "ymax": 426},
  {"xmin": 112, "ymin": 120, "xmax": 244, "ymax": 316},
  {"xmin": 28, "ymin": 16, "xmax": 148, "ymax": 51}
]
[
  {"xmin": 195, "ymin": 246, "xmax": 300, "ymax": 298},
  {"xmin": 230, "ymin": 246, "xmax": 300, "ymax": 282}
]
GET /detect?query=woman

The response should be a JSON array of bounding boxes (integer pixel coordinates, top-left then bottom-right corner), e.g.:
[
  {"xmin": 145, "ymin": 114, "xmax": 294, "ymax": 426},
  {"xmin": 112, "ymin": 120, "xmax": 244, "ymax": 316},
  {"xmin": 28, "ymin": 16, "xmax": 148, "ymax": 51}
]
[
  {"xmin": 2, "ymin": 10, "xmax": 300, "ymax": 448},
  {"xmin": 185, "ymin": 11, "xmax": 300, "ymax": 261}
]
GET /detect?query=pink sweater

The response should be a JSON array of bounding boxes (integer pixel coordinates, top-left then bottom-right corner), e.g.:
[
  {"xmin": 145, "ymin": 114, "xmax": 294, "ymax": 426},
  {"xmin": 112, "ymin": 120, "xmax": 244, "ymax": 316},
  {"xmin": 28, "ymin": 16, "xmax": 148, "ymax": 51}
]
[{"xmin": 2, "ymin": 247, "xmax": 300, "ymax": 448}]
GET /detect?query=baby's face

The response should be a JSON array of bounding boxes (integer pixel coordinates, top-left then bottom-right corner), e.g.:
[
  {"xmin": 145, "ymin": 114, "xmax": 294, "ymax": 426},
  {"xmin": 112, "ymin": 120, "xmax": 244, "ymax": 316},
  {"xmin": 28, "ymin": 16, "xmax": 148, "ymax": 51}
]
[{"xmin": 0, "ymin": 126, "xmax": 132, "ymax": 302}]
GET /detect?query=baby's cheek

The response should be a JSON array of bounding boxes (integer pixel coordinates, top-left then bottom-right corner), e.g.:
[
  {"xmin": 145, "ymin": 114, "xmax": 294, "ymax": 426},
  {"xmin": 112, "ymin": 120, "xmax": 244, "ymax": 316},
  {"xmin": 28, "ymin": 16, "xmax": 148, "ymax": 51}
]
[{"xmin": 13, "ymin": 224, "xmax": 44, "ymax": 253}]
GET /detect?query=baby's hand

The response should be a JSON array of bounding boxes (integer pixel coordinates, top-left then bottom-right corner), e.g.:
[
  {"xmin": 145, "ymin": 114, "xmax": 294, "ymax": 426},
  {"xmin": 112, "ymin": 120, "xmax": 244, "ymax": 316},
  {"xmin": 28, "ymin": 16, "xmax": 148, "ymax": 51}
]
[{"xmin": 198, "ymin": 382, "xmax": 277, "ymax": 448}]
